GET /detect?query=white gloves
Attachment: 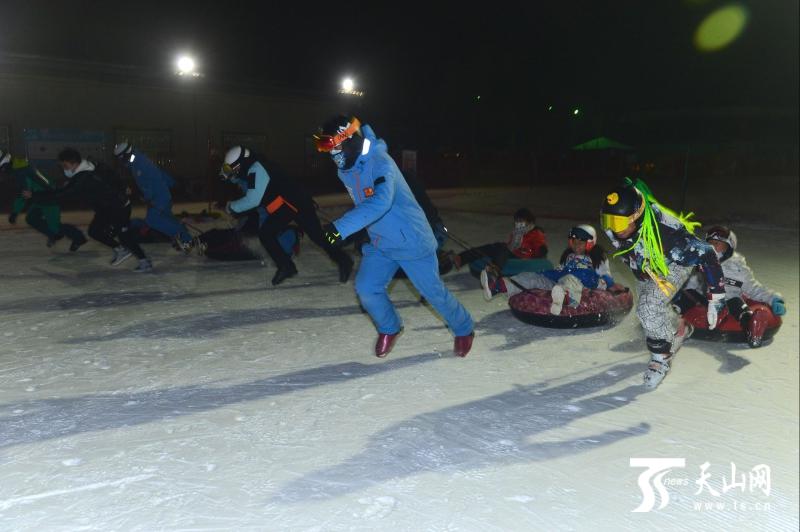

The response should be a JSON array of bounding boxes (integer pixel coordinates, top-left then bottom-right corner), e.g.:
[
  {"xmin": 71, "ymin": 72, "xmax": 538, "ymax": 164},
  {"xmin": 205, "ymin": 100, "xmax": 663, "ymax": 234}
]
[{"xmin": 707, "ymin": 293, "xmax": 726, "ymax": 330}]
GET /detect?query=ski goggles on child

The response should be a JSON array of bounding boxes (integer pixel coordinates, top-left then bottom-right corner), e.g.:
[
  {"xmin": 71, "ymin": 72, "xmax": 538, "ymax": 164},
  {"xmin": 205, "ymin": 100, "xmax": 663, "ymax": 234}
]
[
  {"xmin": 313, "ymin": 118, "xmax": 361, "ymax": 152},
  {"xmin": 600, "ymin": 202, "xmax": 645, "ymax": 233},
  {"xmin": 220, "ymin": 162, "xmax": 239, "ymax": 179},
  {"xmin": 601, "ymin": 213, "xmax": 635, "ymax": 233}
]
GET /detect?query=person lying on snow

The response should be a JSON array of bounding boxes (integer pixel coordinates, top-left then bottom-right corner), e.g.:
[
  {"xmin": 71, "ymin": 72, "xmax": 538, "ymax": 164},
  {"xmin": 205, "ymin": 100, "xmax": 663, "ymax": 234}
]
[
  {"xmin": 671, "ymin": 225, "xmax": 786, "ymax": 347},
  {"xmin": 480, "ymin": 224, "xmax": 620, "ymax": 312},
  {"xmin": 448, "ymin": 207, "xmax": 547, "ymax": 271}
]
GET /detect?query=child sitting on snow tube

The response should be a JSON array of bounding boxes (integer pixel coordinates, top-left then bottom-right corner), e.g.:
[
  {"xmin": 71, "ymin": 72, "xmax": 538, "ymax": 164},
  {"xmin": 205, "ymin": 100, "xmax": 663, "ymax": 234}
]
[
  {"xmin": 449, "ymin": 207, "xmax": 547, "ymax": 272},
  {"xmin": 672, "ymin": 225, "xmax": 786, "ymax": 347},
  {"xmin": 481, "ymin": 224, "xmax": 621, "ymax": 313}
]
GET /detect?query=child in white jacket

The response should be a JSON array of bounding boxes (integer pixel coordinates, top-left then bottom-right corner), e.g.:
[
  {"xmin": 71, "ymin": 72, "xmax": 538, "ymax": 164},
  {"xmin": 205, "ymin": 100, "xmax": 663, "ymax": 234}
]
[{"xmin": 673, "ymin": 225, "xmax": 786, "ymax": 347}]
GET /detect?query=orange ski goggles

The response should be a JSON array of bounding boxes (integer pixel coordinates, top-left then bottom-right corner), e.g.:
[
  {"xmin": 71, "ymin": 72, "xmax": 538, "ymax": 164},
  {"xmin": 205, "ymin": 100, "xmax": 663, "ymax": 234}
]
[{"xmin": 313, "ymin": 118, "xmax": 361, "ymax": 152}]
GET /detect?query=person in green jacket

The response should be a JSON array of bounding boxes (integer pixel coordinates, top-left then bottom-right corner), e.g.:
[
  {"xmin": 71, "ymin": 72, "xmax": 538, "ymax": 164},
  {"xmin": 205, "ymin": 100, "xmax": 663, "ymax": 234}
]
[{"xmin": 1, "ymin": 149, "xmax": 87, "ymax": 250}]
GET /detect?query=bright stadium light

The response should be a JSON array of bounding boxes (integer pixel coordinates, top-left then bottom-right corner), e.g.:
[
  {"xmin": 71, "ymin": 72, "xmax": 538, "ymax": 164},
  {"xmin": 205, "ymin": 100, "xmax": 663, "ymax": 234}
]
[
  {"xmin": 339, "ymin": 76, "xmax": 363, "ymax": 96},
  {"xmin": 176, "ymin": 55, "xmax": 199, "ymax": 77}
]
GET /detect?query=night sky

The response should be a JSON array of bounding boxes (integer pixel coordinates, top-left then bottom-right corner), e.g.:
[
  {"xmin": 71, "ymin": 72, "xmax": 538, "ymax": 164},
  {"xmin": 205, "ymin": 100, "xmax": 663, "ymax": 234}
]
[{"xmin": 2, "ymin": 0, "xmax": 798, "ymax": 143}]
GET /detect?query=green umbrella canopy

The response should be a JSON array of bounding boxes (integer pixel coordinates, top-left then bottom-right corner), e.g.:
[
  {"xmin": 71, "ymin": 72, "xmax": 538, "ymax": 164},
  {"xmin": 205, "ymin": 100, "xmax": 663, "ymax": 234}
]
[{"xmin": 571, "ymin": 136, "xmax": 633, "ymax": 151}]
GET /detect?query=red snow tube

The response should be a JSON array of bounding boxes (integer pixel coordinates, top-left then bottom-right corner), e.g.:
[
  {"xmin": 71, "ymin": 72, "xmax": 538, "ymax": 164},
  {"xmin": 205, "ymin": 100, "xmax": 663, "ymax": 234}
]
[
  {"xmin": 509, "ymin": 287, "xmax": 634, "ymax": 328},
  {"xmin": 683, "ymin": 298, "xmax": 782, "ymax": 343}
]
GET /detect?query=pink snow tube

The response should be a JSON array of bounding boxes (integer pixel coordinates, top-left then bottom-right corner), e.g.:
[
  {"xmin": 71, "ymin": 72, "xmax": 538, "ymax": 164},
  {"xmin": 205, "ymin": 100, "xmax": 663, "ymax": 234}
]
[{"xmin": 508, "ymin": 286, "xmax": 634, "ymax": 328}]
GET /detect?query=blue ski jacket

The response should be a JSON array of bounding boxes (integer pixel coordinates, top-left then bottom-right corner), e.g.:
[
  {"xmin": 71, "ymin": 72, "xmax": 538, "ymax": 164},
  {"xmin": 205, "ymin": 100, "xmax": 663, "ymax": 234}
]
[
  {"xmin": 127, "ymin": 150, "xmax": 175, "ymax": 206},
  {"xmin": 333, "ymin": 125, "xmax": 437, "ymax": 260}
]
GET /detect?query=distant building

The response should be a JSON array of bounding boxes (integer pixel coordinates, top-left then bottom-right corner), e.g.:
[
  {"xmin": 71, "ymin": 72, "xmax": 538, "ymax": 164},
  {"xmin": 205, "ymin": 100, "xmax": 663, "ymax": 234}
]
[{"xmin": 0, "ymin": 52, "xmax": 340, "ymax": 201}]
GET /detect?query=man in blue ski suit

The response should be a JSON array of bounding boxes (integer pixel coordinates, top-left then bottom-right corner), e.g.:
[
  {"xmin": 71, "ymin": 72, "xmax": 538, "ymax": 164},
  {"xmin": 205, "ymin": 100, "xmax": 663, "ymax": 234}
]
[
  {"xmin": 113, "ymin": 142, "xmax": 194, "ymax": 251},
  {"xmin": 314, "ymin": 115, "xmax": 474, "ymax": 358}
]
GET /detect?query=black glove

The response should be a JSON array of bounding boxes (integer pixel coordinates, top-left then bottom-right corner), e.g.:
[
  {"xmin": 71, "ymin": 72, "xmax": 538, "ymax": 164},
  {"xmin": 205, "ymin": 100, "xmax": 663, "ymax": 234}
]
[
  {"xmin": 323, "ymin": 223, "xmax": 344, "ymax": 247},
  {"xmin": 8, "ymin": 212, "xmax": 17, "ymax": 224}
]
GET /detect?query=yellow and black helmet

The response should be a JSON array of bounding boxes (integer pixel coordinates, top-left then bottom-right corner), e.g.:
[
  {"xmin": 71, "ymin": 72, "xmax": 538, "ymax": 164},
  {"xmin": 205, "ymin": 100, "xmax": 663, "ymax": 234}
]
[{"xmin": 600, "ymin": 183, "xmax": 645, "ymax": 233}]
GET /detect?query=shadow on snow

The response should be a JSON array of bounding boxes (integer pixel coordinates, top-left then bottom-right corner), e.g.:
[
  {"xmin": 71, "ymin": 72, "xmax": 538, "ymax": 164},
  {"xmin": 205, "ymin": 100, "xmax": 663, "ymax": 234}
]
[
  {"xmin": 0, "ymin": 352, "xmax": 440, "ymax": 450},
  {"xmin": 272, "ymin": 362, "xmax": 651, "ymax": 503}
]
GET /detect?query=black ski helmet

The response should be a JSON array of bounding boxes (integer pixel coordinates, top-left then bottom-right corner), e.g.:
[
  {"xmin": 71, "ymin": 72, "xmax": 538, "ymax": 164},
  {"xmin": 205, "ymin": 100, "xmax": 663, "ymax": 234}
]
[
  {"xmin": 600, "ymin": 183, "xmax": 645, "ymax": 234},
  {"xmin": 314, "ymin": 115, "xmax": 363, "ymax": 169}
]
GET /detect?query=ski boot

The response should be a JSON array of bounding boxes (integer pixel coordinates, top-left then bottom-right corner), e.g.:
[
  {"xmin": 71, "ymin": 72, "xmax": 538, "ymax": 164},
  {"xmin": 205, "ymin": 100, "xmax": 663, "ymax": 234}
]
[
  {"xmin": 643, "ymin": 352, "xmax": 673, "ymax": 388},
  {"xmin": 454, "ymin": 332, "xmax": 475, "ymax": 357},
  {"xmin": 375, "ymin": 329, "xmax": 403, "ymax": 358}
]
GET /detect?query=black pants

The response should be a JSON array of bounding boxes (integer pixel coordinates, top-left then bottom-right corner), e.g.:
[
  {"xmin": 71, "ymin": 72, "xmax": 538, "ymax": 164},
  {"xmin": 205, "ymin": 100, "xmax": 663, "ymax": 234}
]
[
  {"xmin": 88, "ymin": 205, "xmax": 147, "ymax": 259},
  {"xmin": 57, "ymin": 223, "xmax": 85, "ymax": 243},
  {"xmin": 257, "ymin": 199, "xmax": 347, "ymax": 270},
  {"xmin": 457, "ymin": 242, "xmax": 511, "ymax": 269},
  {"xmin": 24, "ymin": 206, "xmax": 82, "ymax": 242},
  {"xmin": 671, "ymin": 288, "xmax": 706, "ymax": 314}
]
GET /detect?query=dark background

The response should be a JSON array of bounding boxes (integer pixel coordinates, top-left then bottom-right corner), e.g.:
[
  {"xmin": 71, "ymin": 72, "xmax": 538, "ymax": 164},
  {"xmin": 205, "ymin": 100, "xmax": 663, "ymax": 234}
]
[{"xmin": 1, "ymin": 0, "xmax": 798, "ymax": 199}]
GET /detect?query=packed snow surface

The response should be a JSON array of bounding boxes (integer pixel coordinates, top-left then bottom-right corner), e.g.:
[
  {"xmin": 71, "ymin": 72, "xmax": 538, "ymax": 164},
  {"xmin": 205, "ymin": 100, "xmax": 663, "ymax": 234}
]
[{"xmin": 1, "ymin": 190, "xmax": 797, "ymax": 531}]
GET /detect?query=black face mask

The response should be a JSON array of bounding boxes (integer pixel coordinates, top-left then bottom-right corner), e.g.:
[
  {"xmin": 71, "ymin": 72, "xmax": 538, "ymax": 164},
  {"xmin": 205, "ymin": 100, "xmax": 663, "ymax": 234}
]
[{"xmin": 340, "ymin": 136, "xmax": 363, "ymax": 170}]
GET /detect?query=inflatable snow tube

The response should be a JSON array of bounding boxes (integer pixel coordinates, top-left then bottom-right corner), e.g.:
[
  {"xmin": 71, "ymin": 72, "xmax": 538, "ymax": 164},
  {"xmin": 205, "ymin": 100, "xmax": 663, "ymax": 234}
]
[
  {"xmin": 682, "ymin": 299, "xmax": 782, "ymax": 344},
  {"xmin": 469, "ymin": 257, "xmax": 553, "ymax": 279},
  {"xmin": 508, "ymin": 287, "xmax": 634, "ymax": 328}
]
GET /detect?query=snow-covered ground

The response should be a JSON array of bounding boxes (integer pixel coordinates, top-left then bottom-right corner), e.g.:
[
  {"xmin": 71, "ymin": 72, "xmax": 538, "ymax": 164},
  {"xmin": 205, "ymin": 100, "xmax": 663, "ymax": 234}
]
[{"xmin": 0, "ymin": 189, "xmax": 797, "ymax": 531}]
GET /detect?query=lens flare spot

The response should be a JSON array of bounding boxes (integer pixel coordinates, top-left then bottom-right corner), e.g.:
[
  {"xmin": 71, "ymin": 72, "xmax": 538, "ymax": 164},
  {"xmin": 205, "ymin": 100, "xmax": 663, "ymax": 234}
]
[{"xmin": 694, "ymin": 4, "xmax": 749, "ymax": 52}]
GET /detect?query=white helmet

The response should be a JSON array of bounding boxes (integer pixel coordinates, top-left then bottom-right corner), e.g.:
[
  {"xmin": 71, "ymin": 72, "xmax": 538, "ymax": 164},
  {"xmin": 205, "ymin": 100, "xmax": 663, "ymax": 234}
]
[
  {"xmin": 569, "ymin": 224, "xmax": 597, "ymax": 251},
  {"xmin": 113, "ymin": 141, "xmax": 134, "ymax": 160},
  {"xmin": 0, "ymin": 149, "xmax": 10, "ymax": 170},
  {"xmin": 221, "ymin": 145, "xmax": 250, "ymax": 179}
]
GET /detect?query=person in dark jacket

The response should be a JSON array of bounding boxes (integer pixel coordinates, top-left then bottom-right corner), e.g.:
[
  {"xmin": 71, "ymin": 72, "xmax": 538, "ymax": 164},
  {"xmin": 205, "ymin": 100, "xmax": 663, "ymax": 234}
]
[
  {"xmin": 1, "ymin": 149, "xmax": 86, "ymax": 250},
  {"xmin": 25, "ymin": 147, "xmax": 152, "ymax": 272},
  {"xmin": 220, "ymin": 145, "xmax": 353, "ymax": 286}
]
